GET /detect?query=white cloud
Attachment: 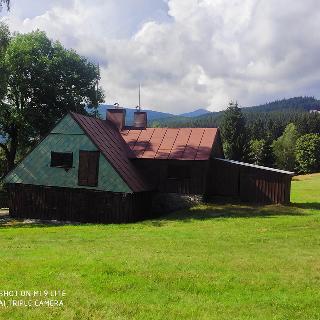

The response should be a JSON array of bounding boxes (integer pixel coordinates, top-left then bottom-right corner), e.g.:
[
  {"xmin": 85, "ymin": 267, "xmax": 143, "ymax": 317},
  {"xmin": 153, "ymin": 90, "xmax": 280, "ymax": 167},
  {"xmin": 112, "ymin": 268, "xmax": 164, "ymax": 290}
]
[{"xmin": 1, "ymin": 0, "xmax": 320, "ymax": 113}]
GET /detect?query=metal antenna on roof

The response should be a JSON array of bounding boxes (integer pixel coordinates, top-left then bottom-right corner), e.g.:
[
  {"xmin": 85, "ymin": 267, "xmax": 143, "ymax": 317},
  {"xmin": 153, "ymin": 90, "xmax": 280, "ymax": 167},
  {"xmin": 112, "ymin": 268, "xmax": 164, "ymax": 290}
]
[
  {"xmin": 95, "ymin": 63, "xmax": 100, "ymax": 107},
  {"xmin": 139, "ymin": 83, "xmax": 141, "ymax": 111},
  {"xmin": 89, "ymin": 63, "xmax": 101, "ymax": 118},
  {"xmin": 136, "ymin": 83, "xmax": 141, "ymax": 112}
]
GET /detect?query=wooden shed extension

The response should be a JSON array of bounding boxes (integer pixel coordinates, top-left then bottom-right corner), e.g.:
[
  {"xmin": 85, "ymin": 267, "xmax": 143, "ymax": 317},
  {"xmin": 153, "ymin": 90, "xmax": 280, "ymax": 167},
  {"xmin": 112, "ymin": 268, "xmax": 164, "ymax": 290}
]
[{"xmin": 206, "ymin": 158, "xmax": 294, "ymax": 204}]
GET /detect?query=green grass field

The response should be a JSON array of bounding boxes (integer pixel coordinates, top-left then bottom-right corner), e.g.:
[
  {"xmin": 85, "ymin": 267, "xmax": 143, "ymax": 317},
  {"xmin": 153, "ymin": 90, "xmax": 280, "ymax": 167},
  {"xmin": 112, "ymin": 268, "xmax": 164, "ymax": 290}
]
[{"xmin": 0, "ymin": 174, "xmax": 319, "ymax": 319}]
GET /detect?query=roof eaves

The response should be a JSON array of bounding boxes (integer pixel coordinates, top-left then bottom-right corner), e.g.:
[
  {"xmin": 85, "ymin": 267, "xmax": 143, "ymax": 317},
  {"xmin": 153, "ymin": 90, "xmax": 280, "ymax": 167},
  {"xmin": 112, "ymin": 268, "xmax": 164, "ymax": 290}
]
[{"xmin": 214, "ymin": 158, "xmax": 295, "ymax": 175}]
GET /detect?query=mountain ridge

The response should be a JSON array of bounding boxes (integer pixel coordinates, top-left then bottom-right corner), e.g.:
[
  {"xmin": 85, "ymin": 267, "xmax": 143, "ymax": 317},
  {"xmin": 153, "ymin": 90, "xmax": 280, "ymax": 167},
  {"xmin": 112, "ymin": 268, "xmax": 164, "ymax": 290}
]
[
  {"xmin": 97, "ymin": 97, "xmax": 320, "ymax": 125},
  {"xmin": 180, "ymin": 108, "xmax": 211, "ymax": 117}
]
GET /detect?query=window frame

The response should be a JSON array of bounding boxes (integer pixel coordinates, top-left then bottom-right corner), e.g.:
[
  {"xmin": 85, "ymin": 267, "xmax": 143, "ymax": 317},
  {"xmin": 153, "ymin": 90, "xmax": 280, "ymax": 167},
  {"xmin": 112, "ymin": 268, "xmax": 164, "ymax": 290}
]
[{"xmin": 50, "ymin": 151, "xmax": 73, "ymax": 169}]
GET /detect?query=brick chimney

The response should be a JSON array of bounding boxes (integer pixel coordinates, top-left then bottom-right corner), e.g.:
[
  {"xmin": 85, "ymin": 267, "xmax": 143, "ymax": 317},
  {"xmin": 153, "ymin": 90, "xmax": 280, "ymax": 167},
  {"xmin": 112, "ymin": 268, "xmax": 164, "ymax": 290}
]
[
  {"xmin": 106, "ymin": 108, "xmax": 126, "ymax": 130},
  {"xmin": 133, "ymin": 111, "xmax": 147, "ymax": 129}
]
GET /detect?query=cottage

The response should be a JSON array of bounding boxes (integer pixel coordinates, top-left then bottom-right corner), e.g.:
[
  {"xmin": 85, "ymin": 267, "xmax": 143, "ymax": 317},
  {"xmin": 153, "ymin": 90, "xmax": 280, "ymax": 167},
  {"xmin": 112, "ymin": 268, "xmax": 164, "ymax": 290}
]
[{"xmin": 3, "ymin": 108, "xmax": 294, "ymax": 223}]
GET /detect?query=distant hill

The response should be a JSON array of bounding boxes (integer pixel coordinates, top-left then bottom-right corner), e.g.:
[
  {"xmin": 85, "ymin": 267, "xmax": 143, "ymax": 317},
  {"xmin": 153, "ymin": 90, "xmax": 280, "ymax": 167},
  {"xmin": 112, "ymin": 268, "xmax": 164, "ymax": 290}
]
[
  {"xmin": 243, "ymin": 97, "xmax": 320, "ymax": 113},
  {"xmin": 180, "ymin": 108, "xmax": 210, "ymax": 117},
  {"xmin": 148, "ymin": 96, "xmax": 320, "ymax": 128},
  {"xmin": 97, "ymin": 97, "xmax": 320, "ymax": 128}
]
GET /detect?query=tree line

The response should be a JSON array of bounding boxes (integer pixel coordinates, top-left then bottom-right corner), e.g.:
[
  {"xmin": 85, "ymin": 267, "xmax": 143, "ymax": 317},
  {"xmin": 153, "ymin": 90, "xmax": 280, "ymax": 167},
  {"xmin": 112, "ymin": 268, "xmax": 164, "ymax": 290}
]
[{"xmin": 221, "ymin": 102, "xmax": 320, "ymax": 173}]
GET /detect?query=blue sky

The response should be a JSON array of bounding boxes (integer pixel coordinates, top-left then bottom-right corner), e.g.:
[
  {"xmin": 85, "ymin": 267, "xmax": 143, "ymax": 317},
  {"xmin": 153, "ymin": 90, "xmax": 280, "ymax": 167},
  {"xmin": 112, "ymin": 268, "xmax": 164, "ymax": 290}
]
[{"xmin": 1, "ymin": 0, "xmax": 320, "ymax": 113}]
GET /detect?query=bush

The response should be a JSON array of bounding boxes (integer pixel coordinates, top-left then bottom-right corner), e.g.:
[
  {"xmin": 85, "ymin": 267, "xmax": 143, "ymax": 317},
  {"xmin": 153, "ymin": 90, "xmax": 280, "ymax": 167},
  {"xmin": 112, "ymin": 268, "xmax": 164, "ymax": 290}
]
[
  {"xmin": 272, "ymin": 123, "xmax": 299, "ymax": 171},
  {"xmin": 248, "ymin": 139, "xmax": 268, "ymax": 165},
  {"xmin": 295, "ymin": 133, "xmax": 320, "ymax": 173}
]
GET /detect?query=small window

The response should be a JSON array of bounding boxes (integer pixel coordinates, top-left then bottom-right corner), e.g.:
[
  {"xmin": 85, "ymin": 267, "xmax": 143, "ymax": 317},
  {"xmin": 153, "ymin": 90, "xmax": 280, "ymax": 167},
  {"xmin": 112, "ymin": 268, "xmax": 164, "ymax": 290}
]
[
  {"xmin": 51, "ymin": 152, "xmax": 73, "ymax": 169},
  {"xmin": 167, "ymin": 164, "xmax": 190, "ymax": 180}
]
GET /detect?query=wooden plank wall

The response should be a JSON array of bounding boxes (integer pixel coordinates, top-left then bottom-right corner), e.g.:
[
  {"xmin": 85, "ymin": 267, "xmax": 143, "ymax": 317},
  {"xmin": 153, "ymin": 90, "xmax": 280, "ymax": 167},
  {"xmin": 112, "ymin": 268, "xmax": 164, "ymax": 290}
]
[
  {"xmin": 0, "ymin": 191, "xmax": 8, "ymax": 208},
  {"xmin": 205, "ymin": 159, "xmax": 240, "ymax": 196},
  {"xmin": 133, "ymin": 159, "xmax": 208, "ymax": 195},
  {"xmin": 239, "ymin": 167, "xmax": 292, "ymax": 204},
  {"xmin": 206, "ymin": 159, "xmax": 292, "ymax": 204},
  {"xmin": 6, "ymin": 184, "xmax": 153, "ymax": 223}
]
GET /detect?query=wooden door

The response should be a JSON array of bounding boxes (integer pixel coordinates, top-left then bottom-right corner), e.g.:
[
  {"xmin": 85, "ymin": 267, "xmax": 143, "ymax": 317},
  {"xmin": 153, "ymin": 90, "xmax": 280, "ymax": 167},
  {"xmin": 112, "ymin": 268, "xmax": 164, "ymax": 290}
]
[{"xmin": 78, "ymin": 151, "xmax": 100, "ymax": 187}]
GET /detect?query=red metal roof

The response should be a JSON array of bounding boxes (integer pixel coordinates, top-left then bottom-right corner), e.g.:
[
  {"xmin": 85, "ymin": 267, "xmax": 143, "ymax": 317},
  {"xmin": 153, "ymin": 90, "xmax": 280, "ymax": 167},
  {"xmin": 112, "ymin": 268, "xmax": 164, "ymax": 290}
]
[
  {"xmin": 121, "ymin": 128, "xmax": 218, "ymax": 160},
  {"xmin": 70, "ymin": 113, "xmax": 149, "ymax": 192}
]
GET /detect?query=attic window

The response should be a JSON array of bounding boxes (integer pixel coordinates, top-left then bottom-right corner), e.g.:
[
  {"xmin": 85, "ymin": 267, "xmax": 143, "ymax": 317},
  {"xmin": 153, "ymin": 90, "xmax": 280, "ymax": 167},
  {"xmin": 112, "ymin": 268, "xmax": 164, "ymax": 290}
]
[
  {"xmin": 167, "ymin": 164, "xmax": 190, "ymax": 180},
  {"xmin": 50, "ymin": 152, "xmax": 73, "ymax": 169}
]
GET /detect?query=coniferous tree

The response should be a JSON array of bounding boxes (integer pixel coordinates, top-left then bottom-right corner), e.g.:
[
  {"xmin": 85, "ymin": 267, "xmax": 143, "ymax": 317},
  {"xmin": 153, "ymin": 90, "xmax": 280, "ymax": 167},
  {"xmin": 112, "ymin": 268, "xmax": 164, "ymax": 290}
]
[{"xmin": 221, "ymin": 101, "xmax": 247, "ymax": 161}]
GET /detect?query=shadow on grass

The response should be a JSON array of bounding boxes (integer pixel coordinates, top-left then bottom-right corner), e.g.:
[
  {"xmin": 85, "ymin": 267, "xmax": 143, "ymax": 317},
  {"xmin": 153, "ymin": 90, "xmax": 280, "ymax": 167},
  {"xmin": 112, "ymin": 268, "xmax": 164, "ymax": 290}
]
[
  {"xmin": 152, "ymin": 201, "xmax": 313, "ymax": 224},
  {"xmin": 146, "ymin": 199, "xmax": 320, "ymax": 227},
  {"xmin": 0, "ymin": 201, "xmax": 317, "ymax": 229},
  {"xmin": 292, "ymin": 202, "xmax": 320, "ymax": 210}
]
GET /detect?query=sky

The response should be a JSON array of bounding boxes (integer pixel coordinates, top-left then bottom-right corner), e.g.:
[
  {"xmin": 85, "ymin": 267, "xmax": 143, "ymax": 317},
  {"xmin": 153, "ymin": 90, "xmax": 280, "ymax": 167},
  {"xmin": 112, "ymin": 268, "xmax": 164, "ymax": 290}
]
[{"xmin": 1, "ymin": 0, "xmax": 320, "ymax": 114}]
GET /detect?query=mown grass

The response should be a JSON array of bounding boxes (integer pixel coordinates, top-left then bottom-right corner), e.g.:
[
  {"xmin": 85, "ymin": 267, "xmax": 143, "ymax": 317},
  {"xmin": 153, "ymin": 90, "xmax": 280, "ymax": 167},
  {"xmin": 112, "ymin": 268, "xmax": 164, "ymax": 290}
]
[{"xmin": 0, "ymin": 174, "xmax": 319, "ymax": 319}]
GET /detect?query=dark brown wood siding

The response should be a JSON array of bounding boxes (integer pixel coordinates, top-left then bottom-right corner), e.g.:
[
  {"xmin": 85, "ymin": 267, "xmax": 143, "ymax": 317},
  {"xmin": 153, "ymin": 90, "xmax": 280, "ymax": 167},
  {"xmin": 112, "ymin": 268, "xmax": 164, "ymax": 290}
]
[
  {"xmin": 0, "ymin": 191, "xmax": 8, "ymax": 208},
  {"xmin": 6, "ymin": 184, "xmax": 153, "ymax": 223},
  {"xmin": 205, "ymin": 159, "xmax": 292, "ymax": 204},
  {"xmin": 133, "ymin": 159, "xmax": 209, "ymax": 194},
  {"xmin": 205, "ymin": 159, "xmax": 240, "ymax": 196}
]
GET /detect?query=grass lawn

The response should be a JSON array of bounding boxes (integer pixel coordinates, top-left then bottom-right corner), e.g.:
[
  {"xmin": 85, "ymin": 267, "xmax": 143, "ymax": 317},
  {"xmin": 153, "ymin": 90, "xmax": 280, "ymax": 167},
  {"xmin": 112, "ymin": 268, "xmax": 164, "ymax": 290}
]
[{"xmin": 0, "ymin": 174, "xmax": 319, "ymax": 319}]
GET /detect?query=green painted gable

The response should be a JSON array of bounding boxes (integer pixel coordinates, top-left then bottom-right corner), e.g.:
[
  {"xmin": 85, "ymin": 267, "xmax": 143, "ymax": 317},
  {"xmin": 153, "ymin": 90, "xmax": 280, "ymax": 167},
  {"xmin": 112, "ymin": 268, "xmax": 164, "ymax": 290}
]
[{"xmin": 4, "ymin": 114, "xmax": 132, "ymax": 193}]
